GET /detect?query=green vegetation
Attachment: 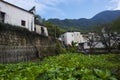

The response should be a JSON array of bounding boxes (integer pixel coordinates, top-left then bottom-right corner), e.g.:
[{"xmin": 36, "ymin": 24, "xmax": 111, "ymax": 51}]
[
  {"xmin": 55, "ymin": 41, "xmax": 66, "ymax": 54},
  {"xmin": 43, "ymin": 21, "xmax": 65, "ymax": 38},
  {"xmin": 0, "ymin": 22, "xmax": 47, "ymax": 38},
  {"xmin": 55, "ymin": 41, "xmax": 79, "ymax": 54},
  {"xmin": 34, "ymin": 15, "xmax": 66, "ymax": 38},
  {"xmin": 111, "ymin": 17, "xmax": 120, "ymax": 33},
  {"xmin": 47, "ymin": 11, "xmax": 120, "ymax": 33},
  {"xmin": 0, "ymin": 53, "xmax": 120, "ymax": 80}
]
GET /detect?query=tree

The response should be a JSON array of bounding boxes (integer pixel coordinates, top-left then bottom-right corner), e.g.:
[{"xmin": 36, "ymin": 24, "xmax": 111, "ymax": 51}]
[
  {"xmin": 55, "ymin": 40, "xmax": 66, "ymax": 54},
  {"xmin": 34, "ymin": 15, "xmax": 43, "ymax": 25},
  {"xmin": 42, "ymin": 21, "xmax": 65, "ymax": 38},
  {"xmin": 111, "ymin": 17, "xmax": 120, "ymax": 33},
  {"xmin": 99, "ymin": 24, "xmax": 119, "ymax": 52},
  {"xmin": 86, "ymin": 32, "xmax": 99, "ymax": 53}
]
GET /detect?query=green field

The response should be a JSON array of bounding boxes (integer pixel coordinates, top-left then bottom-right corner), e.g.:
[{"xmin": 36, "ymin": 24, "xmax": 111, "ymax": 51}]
[{"xmin": 0, "ymin": 53, "xmax": 120, "ymax": 80}]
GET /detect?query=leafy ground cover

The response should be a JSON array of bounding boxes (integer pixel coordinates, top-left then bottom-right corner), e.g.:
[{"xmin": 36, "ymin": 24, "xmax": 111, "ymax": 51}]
[{"xmin": 0, "ymin": 53, "xmax": 120, "ymax": 80}]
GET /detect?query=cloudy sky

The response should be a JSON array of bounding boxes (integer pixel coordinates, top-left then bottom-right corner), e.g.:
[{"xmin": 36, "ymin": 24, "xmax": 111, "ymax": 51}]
[{"xmin": 4, "ymin": 0, "xmax": 120, "ymax": 19}]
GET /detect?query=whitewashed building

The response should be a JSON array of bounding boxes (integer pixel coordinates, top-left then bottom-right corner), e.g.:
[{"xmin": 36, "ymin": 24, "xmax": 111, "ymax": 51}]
[
  {"xmin": 81, "ymin": 32, "xmax": 104, "ymax": 49},
  {"xmin": 60, "ymin": 31, "xmax": 84, "ymax": 46},
  {"xmin": 0, "ymin": 0, "xmax": 35, "ymax": 31},
  {"xmin": 35, "ymin": 24, "xmax": 48, "ymax": 37}
]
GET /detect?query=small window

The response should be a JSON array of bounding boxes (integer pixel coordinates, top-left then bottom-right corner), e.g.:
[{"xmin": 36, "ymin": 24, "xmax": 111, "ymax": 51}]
[
  {"xmin": 41, "ymin": 27, "xmax": 44, "ymax": 34},
  {"xmin": 0, "ymin": 12, "xmax": 5, "ymax": 23},
  {"xmin": 34, "ymin": 27, "xmax": 36, "ymax": 32},
  {"xmin": 21, "ymin": 20, "xmax": 26, "ymax": 26}
]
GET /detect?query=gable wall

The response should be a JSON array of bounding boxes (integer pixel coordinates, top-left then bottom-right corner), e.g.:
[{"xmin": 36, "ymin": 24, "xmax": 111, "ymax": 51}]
[{"xmin": 0, "ymin": 1, "xmax": 34, "ymax": 31}]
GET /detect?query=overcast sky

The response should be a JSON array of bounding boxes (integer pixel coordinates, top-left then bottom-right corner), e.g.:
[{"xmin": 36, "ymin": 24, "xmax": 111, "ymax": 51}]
[{"xmin": 4, "ymin": 0, "xmax": 120, "ymax": 19}]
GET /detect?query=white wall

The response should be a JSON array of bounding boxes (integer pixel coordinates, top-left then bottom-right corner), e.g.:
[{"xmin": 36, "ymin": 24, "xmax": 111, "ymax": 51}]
[
  {"xmin": 66, "ymin": 32, "xmax": 74, "ymax": 45},
  {"xmin": 84, "ymin": 42, "xmax": 104, "ymax": 49},
  {"xmin": 61, "ymin": 32, "xmax": 73, "ymax": 45},
  {"xmin": 73, "ymin": 32, "xmax": 84, "ymax": 43},
  {"xmin": 35, "ymin": 24, "xmax": 48, "ymax": 36},
  {"xmin": 61, "ymin": 32, "xmax": 84, "ymax": 45},
  {"xmin": 44, "ymin": 27, "xmax": 48, "ymax": 36},
  {"xmin": 0, "ymin": 1, "xmax": 34, "ymax": 31},
  {"xmin": 36, "ymin": 24, "xmax": 41, "ymax": 34}
]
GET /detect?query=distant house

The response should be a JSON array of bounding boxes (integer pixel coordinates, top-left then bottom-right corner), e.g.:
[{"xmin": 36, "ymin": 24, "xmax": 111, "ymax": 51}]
[
  {"xmin": 35, "ymin": 24, "xmax": 48, "ymax": 37},
  {"xmin": 0, "ymin": 0, "xmax": 35, "ymax": 31},
  {"xmin": 81, "ymin": 32, "xmax": 104, "ymax": 49},
  {"xmin": 59, "ymin": 31, "xmax": 85, "ymax": 46}
]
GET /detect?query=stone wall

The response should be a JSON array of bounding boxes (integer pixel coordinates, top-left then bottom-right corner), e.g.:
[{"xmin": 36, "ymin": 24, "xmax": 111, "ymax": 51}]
[
  {"xmin": 0, "ymin": 30, "xmax": 51, "ymax": 46},
  {"xmin": 0, "ymin": 46, "xmax": 37, "ymax": 63},
  {"xmin": 0, "ymin": 23, "xmax": 56, "ymax": 63},
  {"xmin": 0, "ymin": 31, "xmax": 27, "ymax": 46}
]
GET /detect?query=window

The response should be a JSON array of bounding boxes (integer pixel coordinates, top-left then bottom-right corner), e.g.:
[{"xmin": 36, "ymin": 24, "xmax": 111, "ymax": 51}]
[
  {"xmin": 41, "ymin": 27, "xmax": 44, "ymax": 35},
  {"xmin": 21, "ymin": 20, "xmax": 26, "ymax": 26},
  {"xmin": 31, "ymin": 21, "xmax": 33, "ymax": 31},
  {"xmin": 0, "ymin": 12, "xmax": 5, "ymax": 23},
  {"xmin": 34, "ymin": 27, "xmax": 36, "ymax": 32}
]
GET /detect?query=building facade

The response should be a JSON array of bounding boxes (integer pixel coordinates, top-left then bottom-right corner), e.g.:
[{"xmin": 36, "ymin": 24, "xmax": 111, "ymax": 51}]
[
  {"xmin": 60, "ymin": 32, "xmax": 84, "ymax": 46},
  {"xmin": 0, "ymin": 0, "xmax": 35, "ymax": 31},
  {"xmin": 35, "ymin": 24, "xmax": 48, "ymax": 36}
]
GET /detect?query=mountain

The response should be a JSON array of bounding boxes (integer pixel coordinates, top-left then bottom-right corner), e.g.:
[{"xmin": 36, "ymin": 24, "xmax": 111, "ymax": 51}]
[
  {"xmin": 47, "ymin": 10, "xmax": 120, "ymax": 30},
  {"xmin": 91, "ymin": 10, "xmax": 120, "ymax": 24}
]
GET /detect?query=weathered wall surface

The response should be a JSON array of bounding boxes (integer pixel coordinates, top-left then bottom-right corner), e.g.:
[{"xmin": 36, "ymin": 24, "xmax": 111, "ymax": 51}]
[
  {"xmin": 0, "ymin": 23, "xmax": 54, "ymax": 46},
  {"xmin": 0, "ymin": 46, "xmax": 37, "ymax": 63},
  {"xmin": 0, "ymin": 31, "xmax": 26, "ymax": 46},
  {"xmin": 0, "ymin": 23, "xmax": 56, "ymax": 63},
  {"xmin": 0, "ymin": 0, "xmax": 35, "ymax": 31}
]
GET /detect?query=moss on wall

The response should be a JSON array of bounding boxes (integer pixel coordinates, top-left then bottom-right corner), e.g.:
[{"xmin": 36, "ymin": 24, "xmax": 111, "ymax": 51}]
[
  {"xmin": 0, "ymin": 23, "xmax": 52, "ymax": 46},
  {"xmin": 0, "ymin": 23, "xmax": 56, "ymax": 63}
]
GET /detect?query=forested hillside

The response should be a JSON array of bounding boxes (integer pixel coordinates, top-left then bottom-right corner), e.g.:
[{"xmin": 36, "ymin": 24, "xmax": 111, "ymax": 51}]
[{"xmin": 47, "ymin": 10, "xmax": 120, "ymax": 32}]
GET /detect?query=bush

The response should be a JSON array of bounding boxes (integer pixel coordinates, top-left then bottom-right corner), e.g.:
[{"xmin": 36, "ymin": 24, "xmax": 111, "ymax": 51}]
[
  {"xmin": 0, "ymin": 53, "xmax": 119, "ymax": 80},
  {"xmin": 55, "ymin": 41, "xmax": 67, "ymax": 54},
  {"xmin": 66, "ymin": 41, "xmax": 78, "ymax": 53}
]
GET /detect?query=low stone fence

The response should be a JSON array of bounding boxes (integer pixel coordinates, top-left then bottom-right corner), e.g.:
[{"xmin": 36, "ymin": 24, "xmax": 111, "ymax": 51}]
[{"xmin": 0, "ymin": 46, "xmax": 37, "ymax": 63}]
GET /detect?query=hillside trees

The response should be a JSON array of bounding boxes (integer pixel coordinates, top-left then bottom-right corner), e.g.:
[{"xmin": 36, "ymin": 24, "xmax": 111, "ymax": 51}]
[
  {"xmin": 34, "ymin": 14, "xmax": 65, "ymax": 38},
  {"xmin": 42, "ymin": 21, "xmax": 65, "ymax": 38},
  {"xmin": 34, "ymin": 15, "xmax": 46, "ymax": 24},
  {"xmin": 111, "ymin": 17, "xmax": 120, "ymax": 33},
  {"xmin": 87, "ymin": 33, "xmax": 100, "ymax": 52}
]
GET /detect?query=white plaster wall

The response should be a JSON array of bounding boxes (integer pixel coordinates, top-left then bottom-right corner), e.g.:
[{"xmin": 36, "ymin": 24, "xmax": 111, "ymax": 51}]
[
  {"xmin": 61, "ymin": 32, "xmax": 85, "ymax": 45},
  {"xmin": 36, "ymin": 24, "xmax": 41, "ymax": 34},
  {"xmin": 0, "ymin": 1, "xmax": 34, "ymax": 31},
  {"xmin": 84, "ymin": 42, "xmax": 104, "ymax": 49},
  {"xmin": 43, "ymin": 27, "xmax": 48, "ymax": 36},
  {"xmin": 35, "ymin": 24, "xmax": 48, "ymax": 36},
  {"xmin": 66, "ymin": 32, "xmax": 74, "ymax": 45},
  {"xmin": 61, "ymin": 32, "xmax": 74, "ymax": 45},
  {"xmin": 73, "ymin": 32, "xmax": 84, "ymax": 43}
]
